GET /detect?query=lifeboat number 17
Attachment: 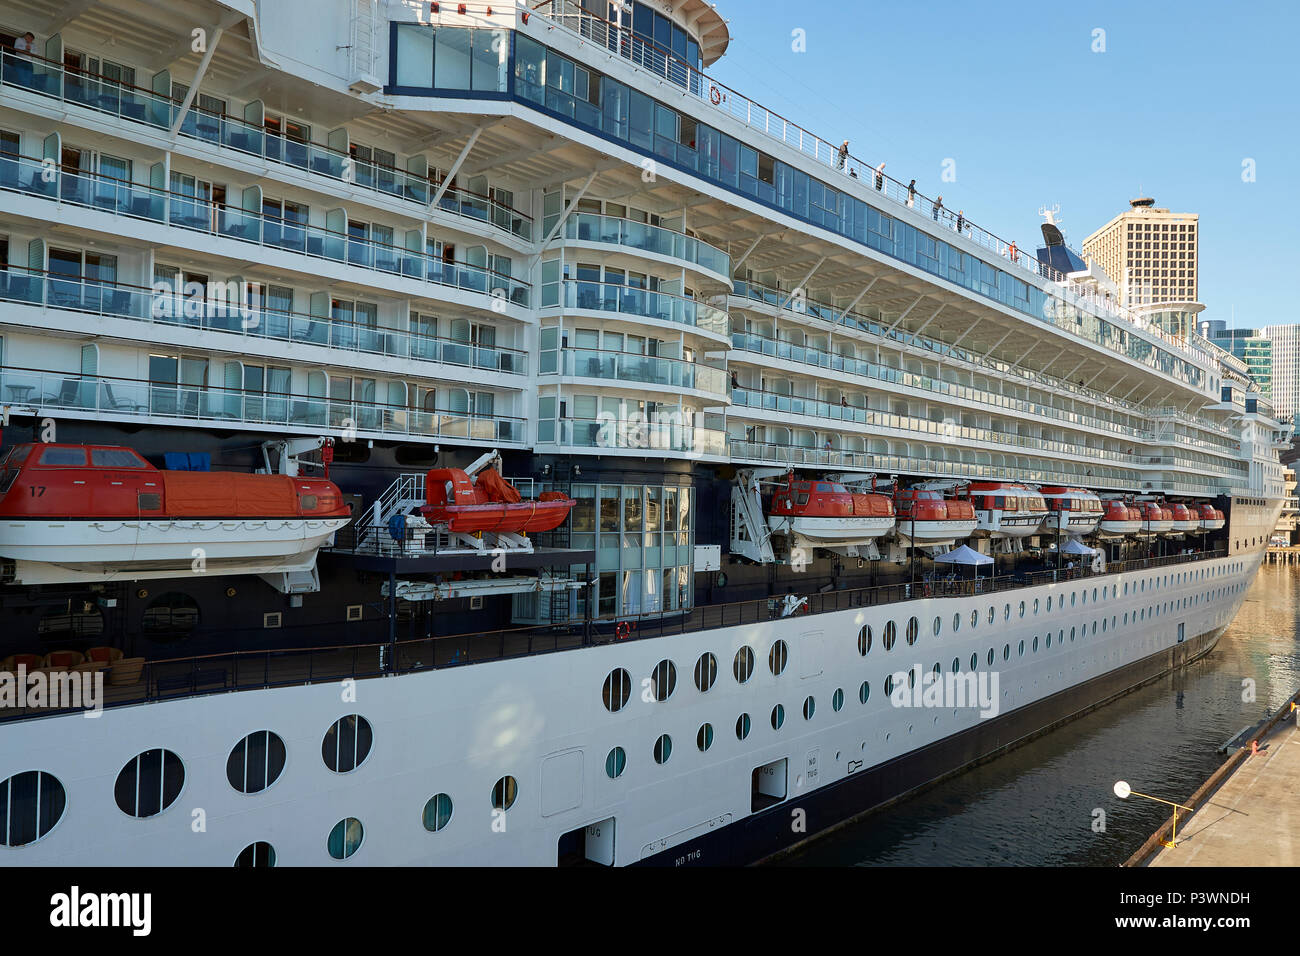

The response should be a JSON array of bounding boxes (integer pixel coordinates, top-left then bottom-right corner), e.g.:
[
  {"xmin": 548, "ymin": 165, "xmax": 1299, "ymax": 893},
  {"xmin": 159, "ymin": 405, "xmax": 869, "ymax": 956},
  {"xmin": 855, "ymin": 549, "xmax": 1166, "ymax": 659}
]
[{"xmin": 28, "ymin": 485, "xmax": 46, "ymax": 496}]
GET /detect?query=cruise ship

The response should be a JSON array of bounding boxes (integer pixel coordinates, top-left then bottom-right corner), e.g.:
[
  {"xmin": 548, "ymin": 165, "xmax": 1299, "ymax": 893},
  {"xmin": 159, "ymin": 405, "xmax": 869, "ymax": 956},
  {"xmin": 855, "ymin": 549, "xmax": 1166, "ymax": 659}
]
[{"xmin": 0, "ymin": 0, "xmax": 1288, "ymax": 867}]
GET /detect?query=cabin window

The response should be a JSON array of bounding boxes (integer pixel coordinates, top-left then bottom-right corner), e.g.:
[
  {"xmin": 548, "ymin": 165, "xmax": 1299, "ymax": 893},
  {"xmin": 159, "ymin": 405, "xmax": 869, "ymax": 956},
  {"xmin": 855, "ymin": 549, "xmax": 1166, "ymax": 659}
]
[
  {"xmin": 142, "ymin": 592, "xmax": 199, "ymax": 641},
  {"xmin": 91, "ymin": 448, "xmax": 147, "ymax": 468},
  {"xmin": 0, "ymin": 771, "xmax": 65, "ymax": 847},
  {"xmin": 114, "ymin": 749, "xmax": 184, "ymax": 819},
  {"xmin": 38, "ymin": 447, "xmax": 87, "ymax": 466}
]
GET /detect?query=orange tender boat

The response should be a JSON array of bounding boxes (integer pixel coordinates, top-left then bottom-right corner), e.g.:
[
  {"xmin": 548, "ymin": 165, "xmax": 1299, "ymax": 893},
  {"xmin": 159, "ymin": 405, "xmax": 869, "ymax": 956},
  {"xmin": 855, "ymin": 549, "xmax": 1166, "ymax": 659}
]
[{"xmin": 419, "ymin": 467, "xmax": 575, "ymax": 534}]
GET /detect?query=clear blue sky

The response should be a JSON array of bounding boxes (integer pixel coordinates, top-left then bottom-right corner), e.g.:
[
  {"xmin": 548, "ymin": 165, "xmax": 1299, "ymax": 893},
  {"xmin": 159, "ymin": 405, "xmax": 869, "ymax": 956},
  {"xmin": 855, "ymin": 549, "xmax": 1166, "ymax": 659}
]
[{"xmin": 707, "ymin": 0, "xmax": 1297, "ymax": 329}]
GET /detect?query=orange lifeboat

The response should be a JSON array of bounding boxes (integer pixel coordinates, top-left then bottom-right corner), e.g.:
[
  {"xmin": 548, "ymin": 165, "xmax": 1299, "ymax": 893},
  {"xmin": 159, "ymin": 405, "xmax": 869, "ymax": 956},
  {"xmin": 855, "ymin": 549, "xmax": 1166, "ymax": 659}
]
[
  {"xmin": 1197, "ymin": 503, "xmax": 1226, "ymax": 532},
  {"xmin": 0, "ymin": 442, "xmax": 351, "ymax": 583},
  {"xmin": 1098, "ymin": 499, "xmax": 1142, "ymax": 537},
  {"xmin": 419, "ymin": 467, "xmax": 575, "ymax": 534},
  {"xmin": 766, "ymin": 476, "xmax": 895, "ymax": 547},
  {"xmin": 1169, "ymin": 503, "xmax": 1201, "ymax": 534},
  {"xmin": 893, "ymin": 488, "xmax": 978, "ymax": 547},
  {"xmin": 1138, "ymin": 500, "xmax": 1174, "ymax": 535}
]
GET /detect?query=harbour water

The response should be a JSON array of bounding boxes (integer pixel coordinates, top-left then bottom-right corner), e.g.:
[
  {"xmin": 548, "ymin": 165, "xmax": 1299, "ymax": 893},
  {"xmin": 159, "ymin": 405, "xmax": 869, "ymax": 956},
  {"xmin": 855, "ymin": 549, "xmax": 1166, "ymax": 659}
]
[{"xmin": 782, "ymin": 563, "xmax": 1300, "ymax": 866}]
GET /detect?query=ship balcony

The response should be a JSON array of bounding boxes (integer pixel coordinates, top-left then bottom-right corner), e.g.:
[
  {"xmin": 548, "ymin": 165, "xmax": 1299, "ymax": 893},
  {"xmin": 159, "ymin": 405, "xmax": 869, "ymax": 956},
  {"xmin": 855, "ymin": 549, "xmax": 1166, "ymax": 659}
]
[
  {"xmin": 539, "ymin": 279, "xmax": 730, "ymax": 344},
  {"xmin": 727, "ymin": 439, "xmax": 1127, "ymax": 488},
  {"xmin": 539, "ymin": 346, "xmax": 729, "ymax": 403},
  {"xmin": 0, "ymin": 366, "xmax": 527, "ymax": 447},
  {"xmin": 0, "ymin": 269, "xmax": 529, "ymax": 380},
  {"xmin": 728, "ymin": 387, "xmax": 1137, "ymax": 467},
  {"xmin": 0, "ymin": 50, "xmax": 534, "ymax": 242},
  {"xmin": 558, "ymin": 213, "xmax": 731, "ymax": 288},
  {"xmin": 728, "ymin": 330, "xmax": 1150, "ymax": 444},
  {"xmin": 537, "ymin": 417, "xmax": 729, "ymax": 461},
  {"xmin": 0, "ymin": 152, "xmax": 531, "ymax": 309}
]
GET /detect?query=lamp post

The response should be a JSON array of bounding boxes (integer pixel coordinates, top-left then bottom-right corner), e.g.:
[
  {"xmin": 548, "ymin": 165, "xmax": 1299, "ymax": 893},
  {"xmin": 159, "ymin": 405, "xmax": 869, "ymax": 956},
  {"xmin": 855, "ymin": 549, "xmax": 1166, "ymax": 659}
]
[{"xmin": 1114, "ymin": 781, "xmax": 1196, "ymax": 849}]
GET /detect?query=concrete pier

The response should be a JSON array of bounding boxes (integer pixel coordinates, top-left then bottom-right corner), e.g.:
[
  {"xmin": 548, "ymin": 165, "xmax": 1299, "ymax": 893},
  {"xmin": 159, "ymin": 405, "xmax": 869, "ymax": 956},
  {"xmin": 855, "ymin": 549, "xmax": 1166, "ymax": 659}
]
[{"xmin": 1128, "ymin": 692, "xmax": 1300, "ymax": 866}]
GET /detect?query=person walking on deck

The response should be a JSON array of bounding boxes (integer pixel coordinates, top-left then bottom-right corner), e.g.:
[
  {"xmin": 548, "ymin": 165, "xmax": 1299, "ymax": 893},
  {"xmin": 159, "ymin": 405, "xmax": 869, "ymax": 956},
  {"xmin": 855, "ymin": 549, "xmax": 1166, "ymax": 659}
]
[
  {"xmin": 933, "ymin": 195, "xmax": 943, "ymax": 221},
  {"xmin": 907, "ymin": 179, "xmax": 916, "ymax": 208}
]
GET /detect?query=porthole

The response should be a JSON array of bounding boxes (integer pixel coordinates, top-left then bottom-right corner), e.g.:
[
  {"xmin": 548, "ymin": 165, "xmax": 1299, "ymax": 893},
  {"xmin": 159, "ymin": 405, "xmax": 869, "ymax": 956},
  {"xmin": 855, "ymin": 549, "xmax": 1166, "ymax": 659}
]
[
  {"xmin": 322, "ymin": 715, "xmax": 373, "ymax": 773},
  {"xmin": 733, "ymin": 647, "xmax": 755, "ymax": 683},
  {"xmin": 970, "ymin": 610, "xmax": 978, "ymax": 629},
  {"xmin": 114, "ymin": 749, "xmax": 184, "ymax": 818},
  {"xmin": 327, "ymin": 818, "xmax": 364, "ymax": 860},
  {"xmin": 1047, "ymin": 633, "xmax": 1053, "ymax": 648},
  {"xmin": 736, "ymin": 713, "xmax": 751, "ymax": 740},
  {"xmin": 1092, "ymin": 587, "xmax": 1098, "ymax": 602},
  {"xmin": 1071, "ymin": 592, "xmax": 1077, "ymax": 607},
  {"xmin": 769, "ymin": 640, "xmax": 789, "ymax": 676},
  {"xmin": 649, "ymin": 659, "xmax": 677, "ymax": 701},
  {"xmin": 884, "ymin": 674, "xmax": 895, "ymax": 695},
  {"xmin": 0, "ymin": 771, "xmax": 65, "ymax": 846},
  {"xmin": 970, "ymin": 652, "xmax": 978, "ymax": 671},
  {"xmin": 832, "ymin": 688, "xmax": 845, "ymax": 712},
  {"xmin": 987, "ymin": 648, "xmax": 995, "ymax": 666},
  {"xmin": 1018, "ymin": 640, "xmax": 1025, "ymax": 657},
  {"xmin": 987, "ymin": 606, "xmax": 995, "ymax": 625},
  {"xmin": 1033, "ymin": 598, "xmax": 1040, "ymax": 615},
  {"xmin": 1004, "ymin": 603, "xmax": 1011, "ymax": 622},
  {"xmin": 1047, "ymin": 596, "xmax": 1053, "ymax": 612},
  {"xmin": 693, "ymin": 653, "xmax": 717, "ymax": 692},
  {"xmin": 883, "ymin": 621, "xmax": 897, "ymax": 651},
  {"xmin": 227, "ymin": 730, "xmax": 286, "ymax": 794},
  {"xmin": 803, "ymin": 696, "xmax": 815, "ymax": 721},
  {"xmin": 771, "ymin": 705, "xmax": 785, "ymax": 730},
  {"xmin": 697, "ymin": 724, "xmax": 714, "ymax": 752},
  {"xmin": 605, "ymin": 747, "xmax": 627, "ymax": 779},
  {"xmin": 908, "ymin": 668, "xmax": 916, "ymax": 689},
  {"xmin": 1019, "ymin": 601, "xmax": 1026, "ymax": 619},
  {"xmin": 235, "ymin": 842, "xmax": 276, "ymax": 867},
  {"xmin": 1033, "ymin": 636, "xmax": 1040, "ymax": 653},
  {"xmin": 933, "ymin": 616, "xmax": 941, "ymax": 637},
  {"xmin": 422, "ymin": 793, "xmax": 454, "ymax": 831},
  {"xmin": 492, "ymin": 775, "xmax": 518, "ymax": 811},
  {"xmin": 858, "ymin": 681, "xmax": 870, "ymax": 704},
  {"xmin": 953, "ymin": 612, "xmax": 961, "ymax": 633},
  {"xmin": 1003, "ymin": 643, "xmax": 1010, "ymax": 661},
  {"xmin": 906, "ymin": 616, "xmax": 919, "ymax": 645},
  {"xmin": 951, "ymin": 657, "xmax": 960, "ymax": 673},
  {"xmin": 857, "ymin": 625, "xmax": 872, "ymax": 656},
  {"xmin": 602, "ymin": 668, "xmax": 631, "ymax": 712}
]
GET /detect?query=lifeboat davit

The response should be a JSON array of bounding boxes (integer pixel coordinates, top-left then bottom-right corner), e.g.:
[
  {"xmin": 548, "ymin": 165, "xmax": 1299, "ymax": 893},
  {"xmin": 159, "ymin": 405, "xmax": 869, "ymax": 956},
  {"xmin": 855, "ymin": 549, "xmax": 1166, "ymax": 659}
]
[
  {"xmin": 960, "ymin": 481, "xmax": 1048, "ymax": 538},
  {"xmin": 1098, "ymin": 499, "xmax": 1143, "ymax": 538},
  {"xmin": 1169, "ymin": 503, "xmax": 1201, "ymax": 534},
  {"xmin": 0, "ymin": 442, "xmax": 351, "ymax": 584},
  {"xmin": 1138, "ymin": 501, "xmax": 1174, "ymax": 535},
  {"xmin": 765, "ymin": 476, "xmax": 895, "ymax": 547},
  {"xmin": 1197, "ymin": 503, "xmax": 1226, "ymax": 532},
  {"xmin": 1040, "ymin": 486, "xmax": 1103, "ymax": 536},
  {"xmin": 419, "ymin": 466, "xmax": 575, "ymax": 533},
  {"xmin": 893, "ymin": 488, "xmax": 978, "ymax": 547}
]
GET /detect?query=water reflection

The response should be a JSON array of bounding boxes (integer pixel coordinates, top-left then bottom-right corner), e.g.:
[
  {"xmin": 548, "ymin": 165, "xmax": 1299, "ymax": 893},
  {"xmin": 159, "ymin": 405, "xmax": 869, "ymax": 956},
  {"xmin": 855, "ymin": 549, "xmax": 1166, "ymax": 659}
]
[{"xmin": 781, "ymin": 565, "xmax": 1300, "ymax": 866}]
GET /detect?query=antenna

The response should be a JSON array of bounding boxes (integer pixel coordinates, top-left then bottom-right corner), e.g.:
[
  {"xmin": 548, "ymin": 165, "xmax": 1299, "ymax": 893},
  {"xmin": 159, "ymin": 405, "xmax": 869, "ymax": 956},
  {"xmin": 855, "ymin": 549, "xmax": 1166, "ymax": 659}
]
[{"xmin": 1037, "ymin": 204, "xmax": 1062, "ymax": 226}]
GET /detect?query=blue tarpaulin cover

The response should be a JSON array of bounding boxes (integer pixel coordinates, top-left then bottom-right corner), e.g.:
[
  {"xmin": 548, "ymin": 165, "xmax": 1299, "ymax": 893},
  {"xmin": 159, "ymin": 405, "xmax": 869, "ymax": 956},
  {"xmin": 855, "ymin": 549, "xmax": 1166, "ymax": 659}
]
[{"xmin": 163, "ymin": 452, "xmax": 211, "ymax": 471}]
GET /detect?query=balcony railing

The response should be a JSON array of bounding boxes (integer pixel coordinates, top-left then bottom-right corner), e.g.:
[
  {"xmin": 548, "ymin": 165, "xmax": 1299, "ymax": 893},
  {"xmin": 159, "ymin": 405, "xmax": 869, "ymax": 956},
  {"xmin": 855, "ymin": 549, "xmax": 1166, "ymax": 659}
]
[
  {"xmin": 541, "ymin": 346, "xmax": 727, "ymax": 397},
  {"xmin": 0, "ymin": 47, "xmax": 533, "ymax": 241},
  {"xmin": 541, "ymin": 278, "xmax": 728, "ymax": 337},
  {"xmin": 0, "ymin": 268, "xmax": 529, "ymax": 375},
  {"xmin": 729, "ymin": 388, "xmax": 1137, "ymax": 466},
  {"xmin": 0, "ymin": 366, "xmax": 525, "ymax": 444},
  {"xmin": 0, "ymin": 151, "xmax": 530, "ymax": 307},
  {"xmin": 730, "ymin": 330, "xmax": 1148, "ymax": 443},
  {"xmin": 531, "ymin": 2, "xmax": 1219, "ymax": 372},
  {"xmin": 538, "ymin": 417, "xmax": 728, "ymax": 457},
  {"xmin": 562, "ymin": 212, "xmax": 730, "ymax": 279}
]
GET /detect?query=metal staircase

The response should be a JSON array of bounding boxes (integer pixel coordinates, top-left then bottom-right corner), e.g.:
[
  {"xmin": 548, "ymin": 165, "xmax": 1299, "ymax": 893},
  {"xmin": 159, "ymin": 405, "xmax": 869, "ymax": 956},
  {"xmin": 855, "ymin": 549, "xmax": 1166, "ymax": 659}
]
[{"xmin": 353, "ymin": 473, "xmax": 427, "ymax": 555}]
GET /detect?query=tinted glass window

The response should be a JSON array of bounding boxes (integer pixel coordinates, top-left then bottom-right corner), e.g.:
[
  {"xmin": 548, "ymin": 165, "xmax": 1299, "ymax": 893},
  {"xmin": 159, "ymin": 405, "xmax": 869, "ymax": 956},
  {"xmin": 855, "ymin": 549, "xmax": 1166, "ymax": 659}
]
[
  {"xmin": 38, "ymin": 447, "xmax": 87, "ymax": 466},
  {"xmin": 91, "ymin": 448, "xmax": 147, "ymax": 467}
]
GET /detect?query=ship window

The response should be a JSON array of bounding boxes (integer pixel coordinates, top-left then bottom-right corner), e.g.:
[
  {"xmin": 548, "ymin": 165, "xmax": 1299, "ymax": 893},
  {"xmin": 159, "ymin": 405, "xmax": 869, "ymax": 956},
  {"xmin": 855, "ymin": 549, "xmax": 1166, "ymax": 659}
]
[
  {"xmin": 321, "ymin": 715, "xmax": 373, "ymax": 773},
  {"xmin": 832, "ymin": 688, "xmax": 844, "ymax": 712},
  {"xmin": 905, "ymin": 617, "xmax": 919, "ymax": 645},
  {"xmin": 38, "ymin": 602, "xmax": 104, "ymax": 641},
  {"xmin": 492, "ymin": 775, "xmax": 518, "ymax": 811},
  {"xmin": 653, "ymin": 734, "xmax": 673, "ymax": 764},
  {"xmin": 114, "ymin": 748, "xmax": 184, "ymax": 818},
  {"xmin": 235, "ymin": 842, "xmax": 277, "ymax": 867},
  {"xmin": 734, "ymin": 646, "xmax": 755, "ymax": 683},
  {"xmin": 768, "ymin": 640, "xmax": 788, "ymax": 675},
  {"xmin": 0, "ymin": 771, "xmax": 65, "ymax": 847},
  {"xmin": 91, "ymin": 448, "xmax": 147, "ymax": 467},
  {"xmin": 38, "ymin": 447, "xmax": 86, "ymax": 466},
  {"xmin": 696, "ymin": 724, "xmax": 714, "ymax": 752},
  {"xmin": 803, "ymin": 696, "xmax": 815, "ymax": 721},
  {"xmin": 736, "ymin": 713, "xmax": 752, "ymax": 740},
  {"xmin": 693, "ymin": 652, "xmax": 717, "ymax": 692},
  {"xmin": 602, "ymin": 668, "xmax": 631, "ymax": 712},
  {"xmin": 859, "ymin": 681, "xmax": 870, "ymax": 704},
  {"xmin": 971, "ymin": 610, "xmax": 978, "ymax": 629},
  {"xmin": 649, "ymin": 659, "xmax": 676, "ymax": 700},
  {"xmin": 883, "ymin": 621, "xmax": 897, "ymax": 650},
  {"xmin": 142, "ymin": 593, "xmax": 199, "ymax": 641},
  {"xmin": 857, "ymin": 625, "xmax": 872, "ymax": 656},
  {"xmin": 327, "ymin": 818, "xmax": 364, "ymax": 860},
  {"xmin": 138, "ymin": 493, "xmax": 162, "ymax": 511},
  {"xmin": 226, "ymin": 731, "xmax": 287, "ymax": 796}
]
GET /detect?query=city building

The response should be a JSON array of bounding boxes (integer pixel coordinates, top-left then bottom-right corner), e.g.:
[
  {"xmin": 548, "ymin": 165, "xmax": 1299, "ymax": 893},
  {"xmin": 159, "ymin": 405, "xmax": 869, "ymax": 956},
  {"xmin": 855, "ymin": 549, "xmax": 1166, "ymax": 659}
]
[
  {"xmin": 1262, "ymin": 324, "xmax": 1300, "ymax": 424},
  {"xmin": 1081, "ymin": 198, "xmax": 1198, "ymax": 307},
  {"xmin": 1201, "ymin": 319, "xmax": 1272, "ymax": 400}
]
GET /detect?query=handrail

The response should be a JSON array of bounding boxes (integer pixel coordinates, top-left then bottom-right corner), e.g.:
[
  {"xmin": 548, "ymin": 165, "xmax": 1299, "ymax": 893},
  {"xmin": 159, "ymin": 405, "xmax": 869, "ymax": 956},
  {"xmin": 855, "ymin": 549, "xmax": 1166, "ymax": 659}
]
[
  {"xmin": 542, "ymin": 278, "xmax": 730, "ymax": 336},
  {"xmin": 561, "ymin": 211, "xmax": 731, "ymax": 279},
  {"xmin": 0, "ymin": 44, "xmax": 534, "ymax": 239},
  {"xmin": 0, "ymin": 149, "xmax": 530, "ymax": 305},
  {"xmin": 0, "ymin": 364, "xmax": 527, "ymax": 443},
  {"xmin": 542, "ymin": 345, "xmax": 729, "ymax": 396},
  {"xmin": 0, "ymin": 547, "xmax": 1230, "ymax": 723}
]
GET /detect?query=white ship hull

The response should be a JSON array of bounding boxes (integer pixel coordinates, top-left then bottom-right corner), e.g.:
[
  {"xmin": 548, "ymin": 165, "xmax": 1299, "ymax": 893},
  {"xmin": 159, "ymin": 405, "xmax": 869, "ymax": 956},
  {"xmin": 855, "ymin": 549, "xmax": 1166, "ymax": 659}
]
[{"xmin": 768, "ymin": 514, "xmax": 895, "ymax": 544}]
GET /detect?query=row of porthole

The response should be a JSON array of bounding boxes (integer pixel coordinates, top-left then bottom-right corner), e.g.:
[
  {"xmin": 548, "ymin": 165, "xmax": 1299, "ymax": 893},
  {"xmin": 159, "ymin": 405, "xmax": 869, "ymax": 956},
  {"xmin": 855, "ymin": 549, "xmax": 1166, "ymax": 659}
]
[{"xmin": 603, "ymin": 641, "xmax": 792, "ymax": 712}]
